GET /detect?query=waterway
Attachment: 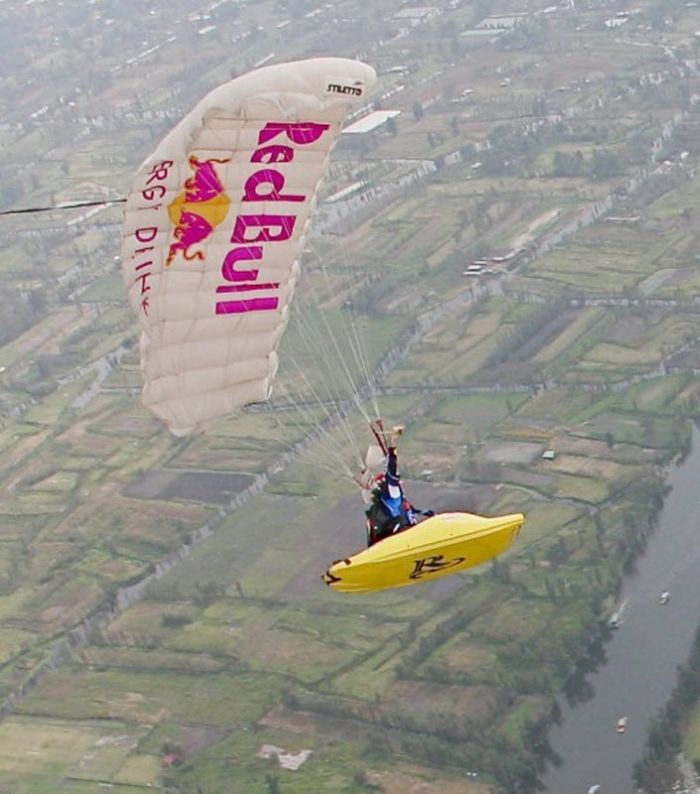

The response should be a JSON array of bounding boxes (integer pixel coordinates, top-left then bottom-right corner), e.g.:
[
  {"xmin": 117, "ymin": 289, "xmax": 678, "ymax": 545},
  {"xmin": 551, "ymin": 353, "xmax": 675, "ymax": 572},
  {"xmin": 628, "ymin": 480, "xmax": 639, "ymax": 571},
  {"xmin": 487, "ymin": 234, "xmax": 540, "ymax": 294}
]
[{"xmin": 543, "ymin": 429, "xmax": 700, "ymax": 794}]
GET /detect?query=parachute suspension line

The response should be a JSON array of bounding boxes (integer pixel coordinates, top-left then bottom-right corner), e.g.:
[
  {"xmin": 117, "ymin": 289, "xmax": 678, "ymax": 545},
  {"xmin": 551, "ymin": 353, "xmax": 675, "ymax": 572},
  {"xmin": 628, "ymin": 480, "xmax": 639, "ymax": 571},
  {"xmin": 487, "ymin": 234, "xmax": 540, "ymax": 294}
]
[
  {"xmin": 300, "ymin": 260, "xmax": 380, "ymax": 434},
  {"xmin": 298, "ymin": 275, "xmax": 371, "ymax": 426},
  {"xmin": 274, "ymin": 362, "xmax": 358, "ymax": 480},
  {"xmin": 347, "ymin": 307, "xmax": 380, "ymax": 418},
  {"xmin": 279, "ymin": 303, "xmax": 363, "ymax": 468},
  {"xmin": 272, "ymin": 358, "xmax": 350, "ymax": 472},
  {"xmin": 287, "ymin": 354, "xmax": 357, "ymax": 466},
  {"xmin": 272, "ymin": 244, "xmax": 395, "ymax": 485},
  {"xmin": 277, "ymin": 414, "xmax": 353, "ymax": 481},
  {"xmin": 283, "ymin": 336, "xmax": 364, "ymax": 475},
  {"xmin": 275, "ymin": 386, "xmax": 355, "ymax": 479},
  {"xmin": 318, "ymin": 257, "xmax": 381, "ymax": 421},
  {"xmin": 286, "ymin": 294, "xmax": 366, "ymax": 467}
]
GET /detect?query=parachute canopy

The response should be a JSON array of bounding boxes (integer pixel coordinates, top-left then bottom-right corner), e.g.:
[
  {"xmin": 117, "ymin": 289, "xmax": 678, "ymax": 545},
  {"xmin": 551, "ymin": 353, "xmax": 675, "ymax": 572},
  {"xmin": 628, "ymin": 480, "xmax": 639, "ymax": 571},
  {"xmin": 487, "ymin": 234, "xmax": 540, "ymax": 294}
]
[
  {"xmin": 121, "ymin": 57, "xmax": 377, "ymax": 436},
  {"xmin": 323, "ymin": 512, "xmax": 524, "ymax": 593}
]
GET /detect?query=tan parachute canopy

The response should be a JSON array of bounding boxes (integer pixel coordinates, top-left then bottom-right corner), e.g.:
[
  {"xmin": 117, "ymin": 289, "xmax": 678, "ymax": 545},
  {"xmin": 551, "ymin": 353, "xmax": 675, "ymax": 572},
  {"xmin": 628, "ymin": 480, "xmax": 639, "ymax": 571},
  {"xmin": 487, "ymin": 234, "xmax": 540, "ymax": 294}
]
[{"xmin": 121, "ymin": 57, "xmax": 376, "ymax": 436}]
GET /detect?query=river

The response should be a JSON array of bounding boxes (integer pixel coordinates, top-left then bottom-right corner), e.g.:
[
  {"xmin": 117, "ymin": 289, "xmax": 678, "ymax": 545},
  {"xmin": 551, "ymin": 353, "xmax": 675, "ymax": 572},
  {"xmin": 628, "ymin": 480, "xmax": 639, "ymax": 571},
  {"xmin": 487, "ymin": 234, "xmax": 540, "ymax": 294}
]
[{"xmin": 543, "ymin": 429, "xmax": 700, "ymax": 794}]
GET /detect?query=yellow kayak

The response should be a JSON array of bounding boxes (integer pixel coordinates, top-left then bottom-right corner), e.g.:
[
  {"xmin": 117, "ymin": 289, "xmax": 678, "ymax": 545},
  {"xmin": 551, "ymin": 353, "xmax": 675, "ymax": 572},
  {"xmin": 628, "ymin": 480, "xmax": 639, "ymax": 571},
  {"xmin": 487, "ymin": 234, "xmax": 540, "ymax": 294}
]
[{"xmin": 322, "ymin": 511, "xmax": 524, "ymax": 594}]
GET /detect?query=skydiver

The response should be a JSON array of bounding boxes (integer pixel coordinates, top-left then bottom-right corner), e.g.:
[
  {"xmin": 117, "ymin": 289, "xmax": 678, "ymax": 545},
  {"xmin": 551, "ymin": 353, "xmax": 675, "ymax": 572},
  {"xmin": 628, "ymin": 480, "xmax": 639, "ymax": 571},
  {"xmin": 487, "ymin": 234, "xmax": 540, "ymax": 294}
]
[{"xmin": 364, "ymin": 425, "xmax": 433, "ymax": 546}]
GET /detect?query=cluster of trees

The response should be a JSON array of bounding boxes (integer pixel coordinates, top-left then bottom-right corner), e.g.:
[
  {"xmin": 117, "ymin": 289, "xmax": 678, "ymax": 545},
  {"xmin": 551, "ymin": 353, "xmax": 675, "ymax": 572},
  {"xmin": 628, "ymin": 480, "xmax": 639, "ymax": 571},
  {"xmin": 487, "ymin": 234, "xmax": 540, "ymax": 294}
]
[
  {"xmin": 645, "ymin": 0, "xmax": 689, "ymax": 30},
  {"xmin": 633, "ymin": 624, "xmax": 700, "ymax": 792},
  {"xmin": 393, "ymin": 604, "xmax": 483, "ymax": 679},
  {"xmin": 550, "ymin": 148, "xmax": 622, "ymax": 180},
  {"xmin": 474, "ymin": 117, "xmax": 623, "ymax": 180},
  {"xmin": 284, "ymin": 683, "xmax": 550, "ymax": 792},
  {"xmin": 0, "ymin": 287, "xmax": 46, "ymax": 347}
]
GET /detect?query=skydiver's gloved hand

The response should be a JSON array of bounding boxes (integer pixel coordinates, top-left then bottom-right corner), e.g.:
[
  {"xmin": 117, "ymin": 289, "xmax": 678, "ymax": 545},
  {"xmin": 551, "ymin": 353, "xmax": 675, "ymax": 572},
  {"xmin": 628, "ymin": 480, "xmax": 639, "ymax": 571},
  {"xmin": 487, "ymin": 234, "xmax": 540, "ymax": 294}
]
[
  {"xmin": 388, "ymin": 424, "xmax": 406, "ymax": 448},
  {"xmin": 422, "ymin": 510, "xmax": 435, "ymax": 517}
]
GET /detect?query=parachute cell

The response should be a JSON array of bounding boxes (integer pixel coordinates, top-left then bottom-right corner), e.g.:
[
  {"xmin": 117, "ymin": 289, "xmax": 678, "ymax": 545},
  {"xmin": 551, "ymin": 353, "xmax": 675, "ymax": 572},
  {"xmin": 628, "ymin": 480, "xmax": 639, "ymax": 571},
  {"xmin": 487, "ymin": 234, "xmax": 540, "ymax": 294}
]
[{"xmin": 121, "ymin": 57, "xmax": 376, "ymax": 435}]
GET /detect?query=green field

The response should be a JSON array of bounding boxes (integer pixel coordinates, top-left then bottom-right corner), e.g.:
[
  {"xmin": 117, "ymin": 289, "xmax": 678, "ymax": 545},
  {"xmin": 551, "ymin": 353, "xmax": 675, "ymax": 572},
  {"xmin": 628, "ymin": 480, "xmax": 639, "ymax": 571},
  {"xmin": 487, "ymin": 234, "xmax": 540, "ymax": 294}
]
[{"xmin": 2, "ymin": 0, "xmax": 700, "ymax": 791}]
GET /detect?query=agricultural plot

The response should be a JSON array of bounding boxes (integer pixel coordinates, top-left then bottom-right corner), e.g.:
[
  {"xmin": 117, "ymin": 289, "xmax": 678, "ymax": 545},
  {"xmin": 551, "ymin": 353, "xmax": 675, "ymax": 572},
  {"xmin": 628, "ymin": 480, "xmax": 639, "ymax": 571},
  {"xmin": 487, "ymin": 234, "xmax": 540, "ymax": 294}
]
[
  {"xmin": 532, "ymin": 307, "xmax": 610, "ymax": 367},
  {"xmin": 564, "ymin": 375, "xmax": 691, "ymax": 426},
  {"xmin": 17, "ymin": 665, "xmax": 287, "ymax": 728},
  {"xmin": 386, "ymin": 301, "xmax": 511, "ymax": 387},
  {"xmin": 434, "ymin": 392, "xmax": 530, "ymax": 431},
  {"xmin": 2, "ymin": 1, "xmax": 700, "ymax": 791},
  {"xmin": 123, "ymin": 470, "xmax": 254, "ymax": 504},
  {"xmin": 0, "ymin": 716, "xmax": 151, "ymax": 793},
  {"xmin": 531, "ymin": 252, "xmax": 647, "ymax": 294},
  {"xmin": 583, "ymin": 314, "xmax": 700, "ymax": 369}
]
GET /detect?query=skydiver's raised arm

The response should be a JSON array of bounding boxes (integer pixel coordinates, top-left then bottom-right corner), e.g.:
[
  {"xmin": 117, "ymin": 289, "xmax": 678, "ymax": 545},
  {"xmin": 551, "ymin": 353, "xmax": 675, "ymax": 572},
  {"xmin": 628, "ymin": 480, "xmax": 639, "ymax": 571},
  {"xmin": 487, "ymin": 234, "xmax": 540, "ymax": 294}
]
[
  {"xmin": 385, "ymin": 446, "xmax": 400, "ymax": 486},
  {"xmin": 385, "ymin": 425, "xmax": 405, "ymax": 484}
]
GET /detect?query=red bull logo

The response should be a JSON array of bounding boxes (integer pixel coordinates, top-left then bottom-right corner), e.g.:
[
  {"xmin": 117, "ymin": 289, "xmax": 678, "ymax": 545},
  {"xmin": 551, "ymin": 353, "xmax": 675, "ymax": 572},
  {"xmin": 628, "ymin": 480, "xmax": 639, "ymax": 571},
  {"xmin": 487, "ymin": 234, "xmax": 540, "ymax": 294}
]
[{"xmin": 166, "ymin": 155, "xmax": 231, "ymax": 266}]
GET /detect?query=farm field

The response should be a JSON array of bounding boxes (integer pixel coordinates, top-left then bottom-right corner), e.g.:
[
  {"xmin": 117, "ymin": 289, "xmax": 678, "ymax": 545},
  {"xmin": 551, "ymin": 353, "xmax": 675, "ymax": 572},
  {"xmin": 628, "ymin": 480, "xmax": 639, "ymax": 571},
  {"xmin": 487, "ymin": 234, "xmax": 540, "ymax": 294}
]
[{"xmin": 1, "ymin": 0, "xmax": 700, "ymax": 791}]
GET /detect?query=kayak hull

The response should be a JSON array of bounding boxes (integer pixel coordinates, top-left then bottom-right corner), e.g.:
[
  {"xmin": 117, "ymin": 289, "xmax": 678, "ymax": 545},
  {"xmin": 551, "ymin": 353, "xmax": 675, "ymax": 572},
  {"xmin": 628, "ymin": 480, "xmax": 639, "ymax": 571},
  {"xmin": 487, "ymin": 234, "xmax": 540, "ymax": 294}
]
[{"xmin": 322, "ymin": 511, "xmax": 524, "ymax": 593}]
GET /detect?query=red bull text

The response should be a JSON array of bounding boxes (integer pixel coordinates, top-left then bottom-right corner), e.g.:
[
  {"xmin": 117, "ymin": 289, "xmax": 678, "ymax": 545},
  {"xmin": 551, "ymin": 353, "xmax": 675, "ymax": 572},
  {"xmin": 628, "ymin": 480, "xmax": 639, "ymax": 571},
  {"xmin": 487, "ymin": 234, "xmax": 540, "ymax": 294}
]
[{"xmin": 214, "ymin": 121, "xmax": 330, "ymax": 316}]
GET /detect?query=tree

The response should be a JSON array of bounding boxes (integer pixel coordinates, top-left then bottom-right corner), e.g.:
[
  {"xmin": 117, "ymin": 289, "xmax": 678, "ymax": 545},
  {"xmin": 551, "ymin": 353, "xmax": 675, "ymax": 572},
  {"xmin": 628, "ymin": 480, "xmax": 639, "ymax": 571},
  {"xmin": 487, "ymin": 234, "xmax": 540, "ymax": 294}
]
[
  {"xmin": 532, "ymin": 95, "xmax": 548, "ymax": 116},
  {"xmin": 0, "ymin": 180, "xmax": 23, "ymax": 207},
  {"xmin": 28, "ymin": 289, "xmax": 47, "ymax": 318},
  {"xmin": 590, "ymin": 149, "xmax": 622, "ymax": 181},
  {"xmin": 552, "ymin": 151, "xmax": 584, "ymax": 177},
  {"xmin": 265, "ymin": 774, "xmax": 281, "ymax": 794}
]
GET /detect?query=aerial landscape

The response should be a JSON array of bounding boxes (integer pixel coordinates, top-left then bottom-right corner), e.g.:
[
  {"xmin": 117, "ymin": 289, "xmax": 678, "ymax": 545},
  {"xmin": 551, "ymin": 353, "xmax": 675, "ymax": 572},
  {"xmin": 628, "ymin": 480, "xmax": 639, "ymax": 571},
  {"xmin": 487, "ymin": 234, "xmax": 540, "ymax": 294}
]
[{"xmin": 1, "ymin": 0, "xmax": 700, "ymax": 792}]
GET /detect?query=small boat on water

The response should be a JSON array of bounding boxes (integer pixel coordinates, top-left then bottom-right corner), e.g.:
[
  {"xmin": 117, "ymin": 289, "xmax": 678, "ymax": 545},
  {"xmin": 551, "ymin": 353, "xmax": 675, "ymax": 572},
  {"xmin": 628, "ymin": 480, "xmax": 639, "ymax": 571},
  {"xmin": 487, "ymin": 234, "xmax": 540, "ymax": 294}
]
[
  {"xmin": 608, "ymin": 611, "xmax": 621, "ymax": 629},
  {"xmin": 617, "ymin": 716, "xmax": 627, "ymax": 734},
  {"xmin": 588, "ymin": 785, "xmax": 601, "ymax": 794},
  {"xmin": 659, "ymin": 591, "xmax": 670, "ymax": 605}
]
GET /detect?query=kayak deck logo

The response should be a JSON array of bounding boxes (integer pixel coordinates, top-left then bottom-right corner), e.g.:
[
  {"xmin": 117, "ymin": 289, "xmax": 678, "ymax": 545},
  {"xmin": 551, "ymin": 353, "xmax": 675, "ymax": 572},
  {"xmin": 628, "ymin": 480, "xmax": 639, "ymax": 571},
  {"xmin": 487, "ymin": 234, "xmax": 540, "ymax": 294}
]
[{"xmin": 409, "ymin": 555, "xmax": 466, "ymax": 580}]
